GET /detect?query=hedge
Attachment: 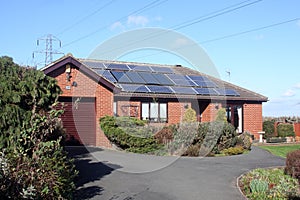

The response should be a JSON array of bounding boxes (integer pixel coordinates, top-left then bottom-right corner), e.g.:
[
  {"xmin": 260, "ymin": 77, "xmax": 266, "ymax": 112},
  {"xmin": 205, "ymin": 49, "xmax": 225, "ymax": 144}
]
[{"xmin": 277, "ymin": 123, "xmax": 295, "ymax": 137}]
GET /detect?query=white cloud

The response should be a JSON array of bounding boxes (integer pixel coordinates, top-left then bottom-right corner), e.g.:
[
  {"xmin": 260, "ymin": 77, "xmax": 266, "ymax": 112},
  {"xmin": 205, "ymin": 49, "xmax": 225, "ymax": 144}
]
[
  {"xmin": 127, "ymin": 15, "xmax": 149, "ymax": 27},
  {"xmin": 110, "ymin": 21, "xmax": 124, "ymax": 30},
  {"xmin": 282, "ymin": 89, "xmax": 296, "ymax": 97},
  {"xmin": 294, "ymin": 83, "xmax": 300, "ymax": 89}
]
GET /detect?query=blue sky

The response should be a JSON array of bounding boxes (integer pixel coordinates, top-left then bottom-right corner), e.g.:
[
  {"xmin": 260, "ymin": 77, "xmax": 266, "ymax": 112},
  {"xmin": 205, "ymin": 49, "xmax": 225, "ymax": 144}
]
[{"xmin": 1, "ymin": 0, "xmax": 300, "ymax": 117}]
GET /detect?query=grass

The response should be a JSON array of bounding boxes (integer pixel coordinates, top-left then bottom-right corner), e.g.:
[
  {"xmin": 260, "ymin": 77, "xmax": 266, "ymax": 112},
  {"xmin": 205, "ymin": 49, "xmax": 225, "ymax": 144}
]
[{"xmin": 259, "ymin": 144, "xmax": 300, "ymax": 158}]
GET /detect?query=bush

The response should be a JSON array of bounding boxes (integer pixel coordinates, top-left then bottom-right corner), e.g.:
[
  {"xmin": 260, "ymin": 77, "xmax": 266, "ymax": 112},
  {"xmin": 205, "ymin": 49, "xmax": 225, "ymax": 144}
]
[
  {"xmin": 100, "ymin": 116, "xmax": 162, "ymax": 154},
  {"xmin": 182, "ymin": 108, "xmax": 197, "ymax": 122},
  {"xmin": 168, "ymin": 122, "xmax": 198, "ymax": 155},
  {"xmin": 154, "ymin": 126, "xmax": 175, "ymax": 144},
  {"xmin": 215, "ymin": 108, "xmax": 227, "ymax": 122},
  {"xmin": 277, "ymin": 123, "xmax": 295, "ymax": 137},
  {"xmin": 0, "ymin": 56, "xmax": 76, "ymax": 199},
  {"xmin": 182, "ymin": 144, "xmax": 200, "ymax": 157},
  {"xmin": 198, "ymin": 121, "xmax": 238, "ymax": 155},
  {"xmin": 263, "ymin": 120, "xmax": 275, "ymax": 139},
  {"xmin": 236, "ymin": 132, "xmax": 252, "ymax": 150},
  {"xmin": 285, "ymin": 149, "xmax": 300, "ymax": 184},
  {"xmin": 240, "ymin": 168, "xmax": 300, "ymax": 200},
  {"xmin": 221, "ymin": 146, "xmax": 244, "ymax": 156}
]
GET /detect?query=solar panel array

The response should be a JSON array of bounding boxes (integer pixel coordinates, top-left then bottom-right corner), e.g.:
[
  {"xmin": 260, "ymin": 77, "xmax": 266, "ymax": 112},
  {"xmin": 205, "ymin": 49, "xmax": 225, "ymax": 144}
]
[{"xmin": 82, "ymin": 60, "xmax": 240, "ymax": 97}]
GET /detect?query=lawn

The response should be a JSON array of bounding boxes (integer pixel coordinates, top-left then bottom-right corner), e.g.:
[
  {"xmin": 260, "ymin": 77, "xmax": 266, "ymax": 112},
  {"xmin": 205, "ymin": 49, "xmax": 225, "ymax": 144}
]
[{"xmin": 259, "ymin": 144, "xmax": 300, "ymax": 158}]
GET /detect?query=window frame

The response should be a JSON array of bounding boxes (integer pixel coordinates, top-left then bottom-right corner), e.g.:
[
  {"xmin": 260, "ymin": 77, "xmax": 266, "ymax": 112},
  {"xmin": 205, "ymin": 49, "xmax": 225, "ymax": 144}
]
[{"xmin": 141, "ymin": 102, "xmax": 168, "ymax": 123}]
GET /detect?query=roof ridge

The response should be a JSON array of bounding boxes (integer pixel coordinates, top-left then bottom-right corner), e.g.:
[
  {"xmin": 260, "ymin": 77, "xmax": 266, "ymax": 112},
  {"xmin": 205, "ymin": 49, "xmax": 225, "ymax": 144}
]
[{"xmin": 78, "ymin": 58, "xmax": 177, "ymax": 68}]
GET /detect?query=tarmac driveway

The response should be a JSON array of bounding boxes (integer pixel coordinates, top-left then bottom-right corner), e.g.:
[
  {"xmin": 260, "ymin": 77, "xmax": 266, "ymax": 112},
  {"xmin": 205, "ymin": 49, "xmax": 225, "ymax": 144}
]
[{"xmin": 67, "ymin": 146, "xmax": 285, "ymax": 200}]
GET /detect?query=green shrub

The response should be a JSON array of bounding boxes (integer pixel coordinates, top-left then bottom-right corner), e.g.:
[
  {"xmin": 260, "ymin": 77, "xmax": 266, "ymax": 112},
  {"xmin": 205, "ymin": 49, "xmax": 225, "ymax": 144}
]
[
  {"xmin": 182, "ymin": 108, "xmax": 197, "ymax": 122},
  {"xmin": 215, "ymin": 108, "xmax": 227, "ymax": 122},
  {"xmin": 198, "ymin": 121, "xmax": 238, "ymax": 156},
  {"xmin": 221, "ymin": 146, "xmax": 244, "ymax": 156},
  {"xmin": 100, "ymin": 116, "xmax": 162, "ymax": 153},
  {"xmin": 0, "ymin": 56, "xmax": 76, "ymax": 199},
  {"xmin": 266, "ymin": 137, "xmax": 287, "ymax": 143},
  {"xmin": 168, "ymin": 122, "xmax": 198, "ymax": 155},
  {"xmin": 182, "ymin": 144, "xmax": 200, "ymax": 157},
  {"xmin": 285, "ymin": 149, "xmax": 300, "ymax": 184},
  {"xmin": 263, "ymin": 120, "xmax": 275, "ymax": 139},
  {"xmin": 277, "ymin": 123, "xmax": 295, "ymax": 137},
  {"xmin": 236, "ymin": 132, "xmax": 252, "ymax": 150},
  {"xmin": 240, "ymin": 168, "xmax": 300, "ymax": 200}
]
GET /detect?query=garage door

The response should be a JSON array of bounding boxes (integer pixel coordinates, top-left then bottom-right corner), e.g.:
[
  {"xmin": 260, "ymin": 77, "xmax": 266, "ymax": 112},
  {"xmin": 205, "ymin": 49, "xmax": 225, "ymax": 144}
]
[{"xmin": 58, "ymin": 97, "xmax": 96, "ymax": 146}]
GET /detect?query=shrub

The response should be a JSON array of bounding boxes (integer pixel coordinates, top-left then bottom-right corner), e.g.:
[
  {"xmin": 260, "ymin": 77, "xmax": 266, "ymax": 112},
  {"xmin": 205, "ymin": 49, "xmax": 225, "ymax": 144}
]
[
  {"xmin": 154, "ymin": 126, "xmax": 175, "ymax": 144},
  {"xmin": 198, "ymin": 121, "xmax": 238, "ymax": 155},
  {"xmin": 0, "ymin": 56, "xmax": 76, "ymax": 199},
  {"xmin": 215, "ymin": 108, "xmax": 227, "ymax": 122},
  {"xmin": 263, "ymin": 120, "xmax": 275, "ymax": 139},
  {"xmin": 236, "ymin": 132, "xmax": 252, "ymax": 150},
  {"xmin": 285, "ymin": 149, "xmax": 300, "ymax": 184},
  {"xmin": 182, "ymin": 144, "xmax": 200, "ymax": 157},
  {"xmin": 277, "ymin": 123, "xmax": 295, "ymax": 137},
  {"xmin": 168, "ymin": 122, "xmax": 198, "ymax": 155},
  {"xmin": 221, "ymin": 146, "xmax": 244, "ymax": 156},
  {"xmin": 182, "ymin": 108, "xmax": 197, "ymax": 122},
  {"xmin": 240, "ymin": 168, "xmax": 300, "ymax": 200},
  {"xmin": 100, "ymin": 116, "xmax": 162, "ymax": 154}
]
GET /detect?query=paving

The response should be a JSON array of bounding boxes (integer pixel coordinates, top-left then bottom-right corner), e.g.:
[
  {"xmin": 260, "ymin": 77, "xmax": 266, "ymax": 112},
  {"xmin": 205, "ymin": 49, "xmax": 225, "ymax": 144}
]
[{"xmin": 66, "ymin": 146, "xmax": 285, "ymax": 200}]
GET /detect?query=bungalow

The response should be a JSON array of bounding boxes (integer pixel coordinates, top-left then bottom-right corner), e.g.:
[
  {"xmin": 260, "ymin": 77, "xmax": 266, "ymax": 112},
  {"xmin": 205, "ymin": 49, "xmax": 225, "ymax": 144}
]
[{"xmin": 42, "ymin": 54, "xmax": 268, "ymax": 147}]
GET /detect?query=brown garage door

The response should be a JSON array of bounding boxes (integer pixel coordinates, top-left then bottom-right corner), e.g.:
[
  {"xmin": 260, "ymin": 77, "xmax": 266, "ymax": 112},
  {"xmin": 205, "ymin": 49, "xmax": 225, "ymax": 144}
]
[{"xmin": 58, "ymin": 97, "xmax": 96, "ymax": 146}]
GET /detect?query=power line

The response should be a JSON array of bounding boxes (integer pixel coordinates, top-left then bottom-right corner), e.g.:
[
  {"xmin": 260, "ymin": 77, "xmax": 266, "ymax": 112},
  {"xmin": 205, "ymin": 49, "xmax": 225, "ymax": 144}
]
[
  {"xmin": 129, "ymin": 17, "xmax": 300, "ymax": 61},
  {"xmin": 92, "ymin": 0, "xmax": 263, "ymax": 58},
  {"xmin": 61, "ymin": 0, "xmax": 168, "ymax": 48},
  {"xmin": 56, "ymin": 0, "xmax": 117, "ymax": 36}
]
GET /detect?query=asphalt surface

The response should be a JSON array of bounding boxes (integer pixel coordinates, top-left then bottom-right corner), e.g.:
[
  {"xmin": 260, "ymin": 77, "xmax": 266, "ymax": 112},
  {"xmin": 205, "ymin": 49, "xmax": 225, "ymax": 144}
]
[{"xmin": 66, "ymin": 146, "xmax": 285, "ymax": 200}]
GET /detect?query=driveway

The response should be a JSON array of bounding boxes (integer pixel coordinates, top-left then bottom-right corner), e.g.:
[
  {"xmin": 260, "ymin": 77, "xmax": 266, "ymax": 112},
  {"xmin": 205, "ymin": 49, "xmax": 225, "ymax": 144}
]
[{"xmin": 66, "ymin": 146, "xmax": 285, "ymax": 200}]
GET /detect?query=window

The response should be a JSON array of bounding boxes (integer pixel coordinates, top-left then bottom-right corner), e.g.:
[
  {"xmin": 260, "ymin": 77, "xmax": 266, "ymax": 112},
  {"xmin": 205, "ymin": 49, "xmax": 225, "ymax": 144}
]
[{"xmin": 141, "ymin": 102, "xmax": 167, "ymax": 122}]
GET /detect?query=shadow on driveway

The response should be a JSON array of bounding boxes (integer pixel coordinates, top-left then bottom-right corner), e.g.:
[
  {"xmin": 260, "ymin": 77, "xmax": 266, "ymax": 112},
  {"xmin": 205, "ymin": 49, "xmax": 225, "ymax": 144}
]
[{"xmin": 65, "ymin": 147, "xmax": 122, "ymax": 200}]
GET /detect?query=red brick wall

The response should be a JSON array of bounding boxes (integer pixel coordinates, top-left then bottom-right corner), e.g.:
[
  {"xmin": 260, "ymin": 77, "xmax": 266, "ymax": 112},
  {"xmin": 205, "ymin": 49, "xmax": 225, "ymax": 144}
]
[
  {"xmin": 243, "ymin": 103, "xmax": 263, "ymax": 139},
  {"xmin": 167, "ymin": 102, "xmax": 191, "ymax": 124},
  {"xmin": 201, "ymin": 103, "xmax": 221, "ymax": 122},
  {"xmin": 293, "ymin": 123, "xmax": 300, "ymax": 137},
  {"xmin": 48, "ymin": 65, "xmax": 112, "ymax": 148}
]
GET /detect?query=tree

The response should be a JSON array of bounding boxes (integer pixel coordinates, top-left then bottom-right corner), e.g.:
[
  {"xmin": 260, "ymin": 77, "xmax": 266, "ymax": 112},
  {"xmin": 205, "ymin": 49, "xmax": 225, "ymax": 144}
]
[
  {"xmin": 215, "ymin": 108, "xmax": 227, "ymax": 122},
  {"xmin": 0, "ymin": 56, "xmax": 76, "ymax": 199},
  {"xmin": 182, "ymin": 107, "xmax": 197, "ymax": 122}
]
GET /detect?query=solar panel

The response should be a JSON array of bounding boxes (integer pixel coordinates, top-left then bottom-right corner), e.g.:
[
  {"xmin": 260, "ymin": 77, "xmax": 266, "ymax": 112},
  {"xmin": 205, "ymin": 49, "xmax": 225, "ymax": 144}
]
[
  {"xmin": 124, "ymin": 71, "xmax": 146, "ymax": 84},
  {"xmin": 127, "ymin": 64, "xmax": 153, "ymax": 72},
  {"xmin": 166, "ymin": 74, "xmax": 196, "ymax": 86},
  {"xmin": 151, "ymin": 73, "xmax": 174, "ymax": 85},
  {"xmin": 146, "ymin": 85, "xmax": 173, "ymax": 94},
  {"xmin": 170, "ymin": 86, "xmax": 197, "ymax": 95},
  {"xmin": 105, "ymin": 63, "xmax": 130, "ymax": 70},
  {"xmin": 93, "ymin": 69, "xmax": 116, "ymax": 83},
  {"xmin": 83, "ymin": 61, "xmax": 106, "ymax": 69},
  {"xmin": 138, "ymin": 72, "xmax": 160, "ymax": 85},
  {"xmin": 187, "ymin": 75, "xmax": 217, "ymax": 88},
  {"xmin": 150, "ymin": 66, "xmax": 174, "ymax": 74},
  {"xmin": 120, "ymin": 84, "xmax": 149, "ymax": 93},
  {"xmin": 215, "ymin": 89, "xmax": 240, "ymax": 96},
  {"xmin": 111, "ymin": 71, "xmax": 132, "ymax": 83},
  {"xmin": 194, "ymin": 88, "xmax": 219, "ymax": 96},
  {"xmin": 192, "ymin": 80, "xmax": 217, "ymax": 88}
]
